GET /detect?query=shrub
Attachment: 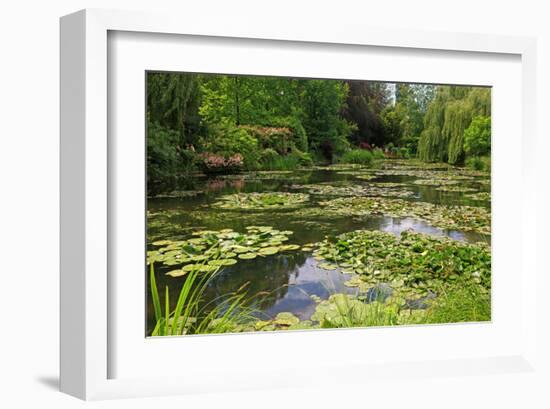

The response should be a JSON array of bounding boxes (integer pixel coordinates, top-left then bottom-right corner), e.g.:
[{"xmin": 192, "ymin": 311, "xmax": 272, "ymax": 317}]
[
  {"xmin": 397, "ymin": 147, "xmax": 411, "ymax": 159},
  {"xmin": 201, "ymin": 121, "xmax": 260, "ymax": 169},
  {"xmin": 239, "ymin": 125, "xmax": 293, "ymax": 154},
  {"xmin": 465, "ymin": 156, "xmax": 491, "ymax": 172},
  {"xmin": 371, "ymin": 148, "xmax": 386, "ymax": 159},
  {"xmin": 339, "ymin": 149, "xmax": 374, "ymax": 166},
  {"xmin": 267, "ymin": 116, "xmax": 309, "ymax": 152},
  {"xmin": 147, "ymin": 121, "xmax": 196, "ymax": 182},
  {"xmin": 293, "ymin": 149, "xmax": 314, "ymax": 167},
  {"xmin": 464, "ymin": 116, "xmax": 491, "ymax": 157},
  {"xmin": 199, "ymin": 152, "xmax": 244, "ymax": 174}
]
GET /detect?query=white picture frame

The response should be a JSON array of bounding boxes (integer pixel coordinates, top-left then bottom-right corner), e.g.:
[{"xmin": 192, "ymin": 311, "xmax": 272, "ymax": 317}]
[{"xmin": 60, "ymin": 8, "xmax": 539, "ymax": 401}]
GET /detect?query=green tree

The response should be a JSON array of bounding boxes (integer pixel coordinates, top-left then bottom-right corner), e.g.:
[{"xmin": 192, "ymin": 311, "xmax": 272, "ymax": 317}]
[
  {"xmin": 464, "ymin": 116, "xmax": 491, "ymax": 157},
  {"xmin": 417, "ymin": 86, "xmax": 490, "ymax": 164},
  {"xmin": 147, "ymin": 72, "xmax": 201, "ymax": 146},
  {"xmin": 299, "ymin": 79, "xmax": 353, "ymax": 160},
  {"xmin": 342, "ymin": 81, "xmax": 390, "ymax": 147}
]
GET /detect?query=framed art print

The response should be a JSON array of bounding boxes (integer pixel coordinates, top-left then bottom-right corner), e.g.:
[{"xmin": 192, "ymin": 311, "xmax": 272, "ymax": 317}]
[{"xmin": 60, "ymin": 9, "xmax": 539, "ymax": 400}]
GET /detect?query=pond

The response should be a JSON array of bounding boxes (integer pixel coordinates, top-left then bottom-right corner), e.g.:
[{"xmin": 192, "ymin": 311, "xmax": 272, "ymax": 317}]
[{"xmin": 146, "ymin": 160, "xmax": 491, "ymax": 334}]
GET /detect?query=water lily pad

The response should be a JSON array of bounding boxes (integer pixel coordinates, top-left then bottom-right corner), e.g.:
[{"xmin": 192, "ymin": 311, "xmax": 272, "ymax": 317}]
[
  {"xmin": 212, "ymin": 192, "xmax": 310, "ymax": 210},
  {"xmin": 152, "ymin": 240, "xmax": 172, "ymax": 246},
  {"xmin": 181, "ymin": 263, "xmax": 200, "ymax": 272},
  {"xmin": 238, "ymin": 253, "xmax": 257, "ymax": 260},
  {"xmin": 318, "ymin": 262, "xmax": 338, "ymax": 270},
  {"xmin": 273, "ymin": 312, "xmax": 300, "ymax": 326},
  {"xmin": 165, "ymin": 269, "xmax": 188, "ymax": 277},
  {"xmin": 259, "ymin": 247, "xmax": 279, "ymax": 256},
  {"xmin": 209, "ymin": 258, "xmax": 238, "ymax": 266},
  {"xmin": 280, "ymin": 244, "xmax": 300, "ymax": 251}
]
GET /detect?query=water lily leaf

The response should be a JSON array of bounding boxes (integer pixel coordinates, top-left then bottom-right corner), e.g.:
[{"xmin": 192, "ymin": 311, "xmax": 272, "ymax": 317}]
[
  {"xmin": 232, "ymin": 246, "xmax": 252, "ymax": 254},
  {"xmin": 280, "ymin": 244, "xmax": 300, "ymax": 251},
  {"xmin": 318, "ymin": 262, "xmax": 338, "ymax": 270},
  {"xmin": 152, "ymin": 240, "xmax": 172, "ymax": 246},
  {"xmin": 165, "ymin": 269, "xmax": 188, "ymax": 278},
  {"xmin": 238, "ymin": 253, "xmax": 257, "ymax": 260},
  {"xmin": 273, "ymin": 312, "xmax": 300, "ymax": 326},
  {"xmin": 209, "ymin": 258, "xmax": 237, "ymax": 266},
  {"xmin": 259, "ymin": 247, "xmax": 279, "ymax": 256},
  {"xmin": 181, "ymin": 264, "xmax": 199, "ymax": 272}
]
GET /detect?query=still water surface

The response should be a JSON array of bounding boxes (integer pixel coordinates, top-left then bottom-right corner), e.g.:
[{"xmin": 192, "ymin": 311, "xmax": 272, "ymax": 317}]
[{"xmin": 147, "ymin": 166, "xmax": 490, "ymax": 331}]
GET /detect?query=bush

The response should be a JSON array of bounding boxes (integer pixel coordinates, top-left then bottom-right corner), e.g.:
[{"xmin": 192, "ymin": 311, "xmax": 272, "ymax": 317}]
[
  {"xmin": 397, "ymin": 147, "xmax": 411, "ymax": 159},
  {"xmin": 267, "ymin": 116, "xmax": 309, "ymax": 152},
  {"xmin": 371, "ymin": 148, "xmax": 386, "ymax": 159},
  {"xmin": 339, "ymin": 149, "xmax": 374, "ymax": 166},
  {"xmin": 147, "ymin": 121, "xmax": 196, "ymax": 182},
  {"xmin": 293, "ymin": 149, "xmax": 314, "ymax": 167},
  {"xmin": 464, "ymin": 116, "xmax": 491, "ymax": 157},
  {"xmin": 201, "ymin": 121, "xmax": 260, "ymax": 169},
  {"xmin": 258, "ymin": 146, "xmax": 312, "ymax": 170},
  {"xmin": 199, "ymin": 152, "xmax": 244, "ymax": 174},
  {"xmin": 465, "ymin": 156, "xmax": 491, "ymax": 172}
]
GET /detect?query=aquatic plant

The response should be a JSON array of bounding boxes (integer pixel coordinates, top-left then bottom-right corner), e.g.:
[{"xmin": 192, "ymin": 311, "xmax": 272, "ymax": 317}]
[
  {"xmin": 311, "ymin": 230, "xmax": 491, "ymax": 296},
  {"xmin": 148, "ymin": 226, "xmax": 299, "ymax": 275},
  {"xmin": 436, "ymin": 185, "xmax": 477, "ymax": 193},
  {"xmin": 149, "ymin": 190, "xmax": 204, "ymax": 199},
  {"xmin": 339, "ymin": 149, "xmax": 374, "ymax": 166},
  {"xmin": 311, "ymin": 294, "xmax": 402, "ymax": 328},
  {"xmin": 289, "ymin": 183, "xmax": 415, "ymax": 198},
  {"xmin": 318, "ymin": 197, "xmax": 491, "ymax": 234},
  {"xmin": 149, "ymin": 263, "xmax": 258, "ymax": 336},
  {"xmin": 413, "ymin": 179, "xmax": 459, "ymax": 186},
  {"xmin": 212, "ymin": 192, "xmax": 310, "ymax": 210},
  {"xmin": 467, "ymin": 191, "xmax": 491, "ymax": 201}
]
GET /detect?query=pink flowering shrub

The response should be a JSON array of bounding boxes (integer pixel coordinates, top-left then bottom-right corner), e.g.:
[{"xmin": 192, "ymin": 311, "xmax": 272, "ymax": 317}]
[{"xmin": 199, "ymin": 152, "xmax": 244, "ymax": 173}]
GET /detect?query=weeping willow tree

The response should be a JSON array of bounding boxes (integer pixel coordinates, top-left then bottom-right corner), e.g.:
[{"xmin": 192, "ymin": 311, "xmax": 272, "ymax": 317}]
[
  {"xmin": 418, "ymin": 86, "xmax": 491, "ymax": 164},
  {"xmin": 147, "ymin": 72, "xmax": 202, "ymax": 146}
]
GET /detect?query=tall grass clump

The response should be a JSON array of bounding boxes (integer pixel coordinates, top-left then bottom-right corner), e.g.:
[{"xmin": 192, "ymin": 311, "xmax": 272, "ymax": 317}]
[
  {"xmin": 423, "ymin": 284, "xmax": 491, "ymax": 324},
  {"xmin": 339, "ymin": 149, "xmax": 374, "ymax": 166},
  {"xmin": 149, "ymin": 263, "xmax": 258, "ymax": 336}
]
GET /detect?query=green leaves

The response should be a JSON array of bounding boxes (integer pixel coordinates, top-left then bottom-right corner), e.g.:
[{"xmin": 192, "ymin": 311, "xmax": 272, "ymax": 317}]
[
  {"xmin": 318, "ymin": 196, "xmax": 491, "ymax": 235},
  {"xmin": 149, "ymin": 227, "xmax": 300, "ymax": 276},
  {"xmin": 212, "ymin": 192, "xmax": 309, "ymax": 210},
  {"xmin": 310, "ymin": 230, "xmax": 491, "ymax": 298}
]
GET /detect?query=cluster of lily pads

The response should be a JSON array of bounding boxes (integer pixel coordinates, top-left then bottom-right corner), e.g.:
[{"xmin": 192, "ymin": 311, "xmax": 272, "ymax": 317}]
[
  {"xmin": 212, "ymin": 192, "xmax": 310, "ymax": 210},
  {"xmin": 436, "ymin": 185, "xmax": 477, "ymax": 193},
  {"xmin": 289, "ymin": 182, "xmax": 415, "ymax": 198},
  {"xmin": 318, "ymin": 196, "xmax": 491, "ymax": 234},
  {"xmin": 467, "ymin": 191, "xmax": 491, "ymax": 201},
  {"xmin": 147, "ymin": 226, "xmax": 301, "ymax": 277},
  {"xmin": 311, "ymin": 230, "xmax": 491, "ymax": 296},
  {"xmin": 413, "ymin": 179, "xmax": 459, "ymax": 186},
  {"xmin": 148, "ymin": 190, "xmax": 204, "ymax": 199}
]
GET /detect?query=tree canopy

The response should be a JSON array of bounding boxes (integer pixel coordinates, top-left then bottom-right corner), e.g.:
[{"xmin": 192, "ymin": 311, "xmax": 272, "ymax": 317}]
[{"xmin": 146, "ymin": 72, "xmax": 491, "ymax": 187}]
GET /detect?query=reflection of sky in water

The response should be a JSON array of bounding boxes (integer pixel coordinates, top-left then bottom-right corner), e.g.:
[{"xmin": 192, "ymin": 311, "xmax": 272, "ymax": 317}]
[
  {"xmin": 261, "ymin": 217, "xmax": 478, "ymax": 321},
  {"xmin": 264, "ymin": 256, "xmax": 355, "ymax": 320}
]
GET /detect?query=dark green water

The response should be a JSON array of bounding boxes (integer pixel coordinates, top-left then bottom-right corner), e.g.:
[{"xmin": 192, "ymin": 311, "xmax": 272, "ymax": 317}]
[{"xmin": 147, "ymin": 165, "xmax": 490, "ymax": 332}]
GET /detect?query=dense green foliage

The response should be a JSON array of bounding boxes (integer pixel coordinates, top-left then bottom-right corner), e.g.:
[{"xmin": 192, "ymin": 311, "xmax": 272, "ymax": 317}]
[
  {"xmin": 417, "ymin": 87, "xmax": 491, "ymax": 165},
  {"xmin": 464, "ymin": 116, "xmax": 491, "ymax": 157},
  {"xmin": 338, "ymin": 149, "xmax": 374, "ymax": 166},
  {"xmin": 147, "ymin": 73, "xmax": 491, "ymax": 188}
]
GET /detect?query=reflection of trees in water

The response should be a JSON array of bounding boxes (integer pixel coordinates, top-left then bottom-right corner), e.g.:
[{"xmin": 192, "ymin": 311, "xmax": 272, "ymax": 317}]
[{"xmin": 203, "ymin": 252, "xmax": 308, "ymax": 314}]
